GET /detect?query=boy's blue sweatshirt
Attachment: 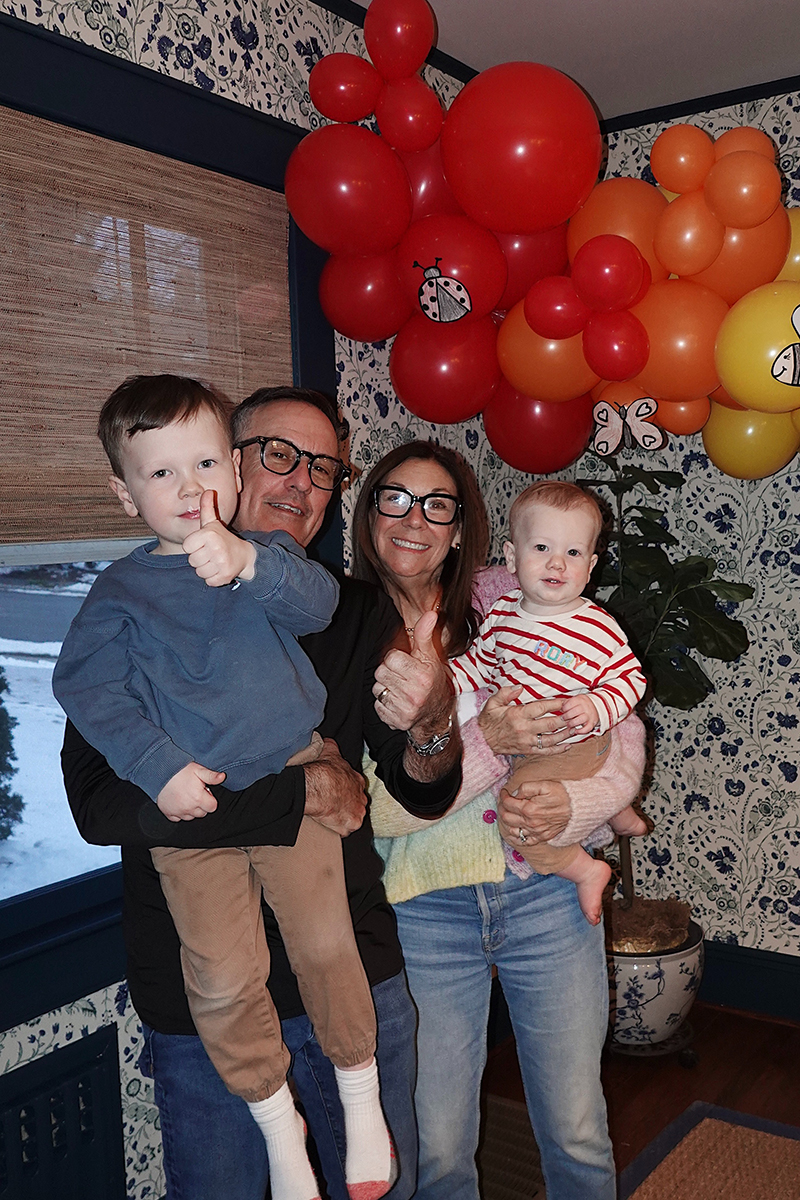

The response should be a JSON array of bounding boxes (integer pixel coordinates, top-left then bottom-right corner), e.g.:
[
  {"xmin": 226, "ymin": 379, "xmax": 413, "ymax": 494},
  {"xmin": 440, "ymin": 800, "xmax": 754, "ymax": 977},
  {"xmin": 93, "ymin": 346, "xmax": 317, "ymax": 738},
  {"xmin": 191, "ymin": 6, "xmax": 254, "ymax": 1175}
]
[{"xmin": 52, "ymin": 531, "xmax": 338, "ymax": 801}]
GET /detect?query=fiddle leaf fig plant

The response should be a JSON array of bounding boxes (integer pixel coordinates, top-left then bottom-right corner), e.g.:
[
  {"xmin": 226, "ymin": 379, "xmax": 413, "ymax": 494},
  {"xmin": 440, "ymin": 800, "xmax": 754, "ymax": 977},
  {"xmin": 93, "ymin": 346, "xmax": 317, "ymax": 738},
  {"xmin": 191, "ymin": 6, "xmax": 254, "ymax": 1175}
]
[{"xmin": 578, "ymin": 456, "xmax": 754, "ymax": 711}]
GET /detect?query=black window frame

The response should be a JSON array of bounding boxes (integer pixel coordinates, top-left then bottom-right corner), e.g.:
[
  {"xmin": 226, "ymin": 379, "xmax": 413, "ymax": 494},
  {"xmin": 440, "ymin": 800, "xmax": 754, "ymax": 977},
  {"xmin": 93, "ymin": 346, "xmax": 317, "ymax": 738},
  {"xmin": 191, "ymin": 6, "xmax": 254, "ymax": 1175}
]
[{"xmin": 0, "ymin": 12, "xmax": 337, "ymax": 1029}]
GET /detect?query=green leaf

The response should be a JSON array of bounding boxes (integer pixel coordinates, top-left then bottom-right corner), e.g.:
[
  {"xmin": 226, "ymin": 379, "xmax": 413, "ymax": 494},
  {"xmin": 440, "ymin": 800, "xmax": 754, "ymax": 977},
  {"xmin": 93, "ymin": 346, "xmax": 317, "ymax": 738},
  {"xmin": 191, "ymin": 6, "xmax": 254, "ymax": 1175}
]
[
  {"xmin": 705, "ymin": 580, "xmax": 755, "ymax": 602},
  {"xmin": 672, "ymin": 557, "xmax": 716, "ymax": 588},
  {"xmin": 628, "ymin": 514, "xmax": 680, "ymax": 546},
  {"xmin": 648, "ymin": 650, "xmax": 715, "ymax": 709},
  {"xmin": 650, "ymin": 471, "xmax": 685, "ymax": 488},
  {"xmin": 623, "ymin": 545, "xmax": 674, "ymax": 579},
  {"xmin": 681, "ymin": 589, "xmax": 750, "ymax": 659}
]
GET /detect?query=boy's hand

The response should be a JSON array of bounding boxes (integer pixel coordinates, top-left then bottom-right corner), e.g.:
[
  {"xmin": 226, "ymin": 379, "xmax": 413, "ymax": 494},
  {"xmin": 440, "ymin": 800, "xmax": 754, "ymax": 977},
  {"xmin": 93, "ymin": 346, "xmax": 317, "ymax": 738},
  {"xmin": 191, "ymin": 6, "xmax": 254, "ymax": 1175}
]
[
  {"xmin": 183, "ymin": 490, "xmax": 256, "ymax": 587},
  {"xmin": 156, "ymin": 761, "xmax": 226, "ymax": 821},
  {"xmin": 560, "ymin": 694, "xmax": 599, "ymax": 733}
]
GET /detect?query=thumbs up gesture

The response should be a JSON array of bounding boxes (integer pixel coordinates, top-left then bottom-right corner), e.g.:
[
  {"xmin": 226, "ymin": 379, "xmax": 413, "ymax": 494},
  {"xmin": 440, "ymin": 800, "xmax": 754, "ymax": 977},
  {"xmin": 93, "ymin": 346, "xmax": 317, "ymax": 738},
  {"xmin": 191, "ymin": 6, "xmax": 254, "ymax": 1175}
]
[
  {"xmin": 182, "ymin": 490, "xmax": 256, "ymax": 587},
  {"xmin": 373, "ymin": 609, "xmax": 453, "ymax": 733}
]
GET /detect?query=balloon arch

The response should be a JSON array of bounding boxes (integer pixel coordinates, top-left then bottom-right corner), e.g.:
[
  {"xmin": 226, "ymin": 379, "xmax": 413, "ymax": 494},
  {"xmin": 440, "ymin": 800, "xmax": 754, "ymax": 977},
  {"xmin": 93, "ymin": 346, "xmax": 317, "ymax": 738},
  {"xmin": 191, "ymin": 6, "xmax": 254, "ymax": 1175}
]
[{"xmin": 285, "ymin": 0, "xmax": 800, "ymax": 481}]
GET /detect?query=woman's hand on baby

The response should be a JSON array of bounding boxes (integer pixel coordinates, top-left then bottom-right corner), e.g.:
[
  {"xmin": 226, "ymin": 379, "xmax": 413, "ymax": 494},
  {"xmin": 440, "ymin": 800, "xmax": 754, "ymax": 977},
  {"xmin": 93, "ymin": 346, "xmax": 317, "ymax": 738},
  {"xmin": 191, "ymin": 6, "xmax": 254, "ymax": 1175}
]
[
  {"xmin": 560, "ymin": 694, "xmax": 599, "ymax": 733},
  {"xmin": 478, "ymin": 688, "xmax": 572, "ymax": 757},
  {"xmin": 183, "ymin": 490, "xmax": 257, "ymax": 587},
  {"xmin": 156, "ymin": 762, "xmax": 225, "ymax": 821},
  {"xmin": 497, "ymin": 778, "xmax": 572, "ymax": 845}
]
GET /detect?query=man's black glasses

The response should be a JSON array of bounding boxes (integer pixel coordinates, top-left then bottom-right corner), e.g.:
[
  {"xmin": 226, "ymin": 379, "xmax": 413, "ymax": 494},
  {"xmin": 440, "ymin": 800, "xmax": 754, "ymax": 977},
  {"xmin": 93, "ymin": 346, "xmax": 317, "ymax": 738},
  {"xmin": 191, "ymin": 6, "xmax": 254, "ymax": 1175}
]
[
  {"xmin": 373, "ymin": 486, "xmax": 461, "ymax": 526},
  {"xmin": 236, "ymin": 437, "xmax": 351, "ymax": 491}
]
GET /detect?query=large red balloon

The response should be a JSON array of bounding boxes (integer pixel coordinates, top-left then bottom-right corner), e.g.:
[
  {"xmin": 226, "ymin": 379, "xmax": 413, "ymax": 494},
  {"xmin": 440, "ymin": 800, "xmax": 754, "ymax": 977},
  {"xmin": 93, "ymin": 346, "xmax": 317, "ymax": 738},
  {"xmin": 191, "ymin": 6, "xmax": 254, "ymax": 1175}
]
[
  {"xmin": 396, "ymin": 215, "xmax": 507, "ymax": 321},
  {"xmin": 482, "ymin": 380, "xmax": 595, "ymax": 473},
  {"xmin": 375, "ymin": 75, "xmax": 443, "ymax": 153},
  {"xmin": 363, "ymin": 0, "xmax": 436, "ymax": 81},
  {"xmin": 440, "ymin": 62, "xmax": 602, "ymax": 233},
  {"xmin": 319, "ymin": 252, "xmax": 414, "ymax": 342},
  {"xmin": 582, "ymin": 310, "xmax": 650, "ymax": 381},
  {"xmin": 398, "ymin": 139, "xmax": 463, "ymax": 222},
  {"xmin": 285, "ymin": 124, "xmax": 412, "ymax": 255},
  {"xmin": 493, "ymin": 225, "xmax": 569, "ymax": 310},
  {"xmin": 308, "ymin": 53, "xmax": 383, "ymax": 122},
  {"xmin": 389, "ymin": 314, "xmax": 501, "ymax": 421},
  {"xmin": 571, "ymin": 235, "xmax": 646, "ymax": 312},
  {"xmin": 524, "ymin": 276, "xmax": 591, "ymax": 339}
]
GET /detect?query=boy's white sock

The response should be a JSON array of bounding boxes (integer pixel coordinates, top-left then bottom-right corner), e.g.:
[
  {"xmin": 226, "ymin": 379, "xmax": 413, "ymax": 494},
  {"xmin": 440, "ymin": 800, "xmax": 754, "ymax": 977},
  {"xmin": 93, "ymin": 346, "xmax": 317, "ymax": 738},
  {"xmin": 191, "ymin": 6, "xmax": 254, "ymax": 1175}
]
[
  {"xmin": 247, "ymin": 1082, "xmax": 320, "ymax": 1200},
  {"xmin": 334, "ymin": 1060, "xmax": 397, "ymax": 1200}
]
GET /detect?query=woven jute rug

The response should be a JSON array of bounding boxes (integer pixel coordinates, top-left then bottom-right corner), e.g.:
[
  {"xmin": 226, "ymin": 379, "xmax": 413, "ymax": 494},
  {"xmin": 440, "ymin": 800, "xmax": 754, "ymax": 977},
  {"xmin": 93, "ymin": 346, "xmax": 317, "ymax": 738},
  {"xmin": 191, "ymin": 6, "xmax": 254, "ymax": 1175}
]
[
  {"xmin": 619, "ymin": 1102, "xmax": 800, "ymax": 1200},
  {"xmin": 477, "ymin": 1094, "xmax": 546, "ymax": 1199}
]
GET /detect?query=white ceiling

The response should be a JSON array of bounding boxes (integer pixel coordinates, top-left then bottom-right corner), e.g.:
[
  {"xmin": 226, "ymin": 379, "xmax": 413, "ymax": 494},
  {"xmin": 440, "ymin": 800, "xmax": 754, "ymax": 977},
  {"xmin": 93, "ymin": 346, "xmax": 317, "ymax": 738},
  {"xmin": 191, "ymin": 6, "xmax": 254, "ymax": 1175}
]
[{"xmin": 354, "ymin": 0, "xmax": 800, "ymax": 122}]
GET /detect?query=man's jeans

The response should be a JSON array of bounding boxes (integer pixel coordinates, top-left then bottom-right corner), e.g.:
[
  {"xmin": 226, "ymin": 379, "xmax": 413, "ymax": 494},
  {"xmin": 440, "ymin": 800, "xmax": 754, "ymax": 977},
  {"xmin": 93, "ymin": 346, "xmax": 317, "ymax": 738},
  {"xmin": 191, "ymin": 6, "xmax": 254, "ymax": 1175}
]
[
  {"xmin": 394, "ymin": 870, "xmax": 616, "ymax": 1200},
  {"xmin": 139, "ymin": 970, "xmax": 418, "ymax": 1200}
]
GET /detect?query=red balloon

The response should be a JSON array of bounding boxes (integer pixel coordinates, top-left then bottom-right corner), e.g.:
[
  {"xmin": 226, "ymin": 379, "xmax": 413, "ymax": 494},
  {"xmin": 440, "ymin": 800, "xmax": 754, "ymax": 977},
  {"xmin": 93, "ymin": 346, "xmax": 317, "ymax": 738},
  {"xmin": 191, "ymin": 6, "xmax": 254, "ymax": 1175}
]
[
  {"xmin": 308, "ymin": 53, "xmax": 383, "ymax": 122},
  {"xmin": 524, "ymin": 276, "xmax": 591, "ymax": 339},
  {"xmin": 375, "ymin": 75, "xmax": 443, "ymax": 153},
  {"xmin": 493, "ymin": 225, "xmax": 569, "ymax": 310},
  {"xmin": 571, "ymin": 235, "xmax": 646, "ymax": 312},
  {"xmin": 364, "ymin": 0, "xmax": 436, "ymax": 81},
  {"xmin": 629, "ymin": 258, "xmax": 652, "ymax": 307},
  {"xmin": 482, "ymin": 379, "xmax": 594, "ymax": 473},
  {"xmin": 440, "ymin": 62, "xmax": 602, "ymax": 233},
  {"xmin": 285, "ymin": 124, "xmax": 412, "ymax": 255},
  {"xmin": 319, "ymin": 252, "xmax": 414, "ymax": 342},
  {"xmin": 396, "ymin": 215, "xmax": 508, "ymax": 322},
  {"xmin": 389, "ymin": 314, "xmax": 501, "ymax": 421},
  {"xmin": 582, "ymin": 310, "xmax": 650, "ymax": 381},
  {"xmin": 398, "ymin": 139, "xmax": 463, "ymax": 222}
]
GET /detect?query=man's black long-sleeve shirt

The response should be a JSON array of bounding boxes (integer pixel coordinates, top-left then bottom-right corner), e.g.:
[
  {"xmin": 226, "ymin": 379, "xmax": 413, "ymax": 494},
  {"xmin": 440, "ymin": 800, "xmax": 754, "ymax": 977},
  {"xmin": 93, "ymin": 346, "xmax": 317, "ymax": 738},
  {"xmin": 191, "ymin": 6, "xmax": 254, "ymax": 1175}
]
[{"xmin": 61, "ymin": 575, "xmax": 460, "ymax": 1031}]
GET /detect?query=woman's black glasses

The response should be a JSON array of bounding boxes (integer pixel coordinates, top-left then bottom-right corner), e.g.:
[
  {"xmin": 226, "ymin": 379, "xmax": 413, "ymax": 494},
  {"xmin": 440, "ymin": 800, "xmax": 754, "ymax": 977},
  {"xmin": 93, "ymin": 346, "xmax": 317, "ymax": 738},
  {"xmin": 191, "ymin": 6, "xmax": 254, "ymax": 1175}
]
[
  {"xmin": 373, "ymin": 486, "xmax": 461, "ymax": 525},
  {"xmin": 236, "ymin": 437, "xmax": 351, "ymax": 491}
]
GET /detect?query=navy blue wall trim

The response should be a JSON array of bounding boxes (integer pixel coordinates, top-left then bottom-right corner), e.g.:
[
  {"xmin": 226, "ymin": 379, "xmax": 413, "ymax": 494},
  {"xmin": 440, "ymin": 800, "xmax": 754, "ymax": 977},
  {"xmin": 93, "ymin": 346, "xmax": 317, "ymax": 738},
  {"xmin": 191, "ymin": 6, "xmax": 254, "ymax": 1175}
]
[
  {"xmin": 603, "ymin": 72, "xmax": 800, "ymax": 133},
  {"xmin": 311, "ymin": 0, "xmax": 477, "ymax": 84},
  {"xmin": 699, "ymin": 939, "xmax": 800, "ymax": 1023},
  {"xmin": 0, "ymin": 14, "xmax": 341, "ymax": 1030}
]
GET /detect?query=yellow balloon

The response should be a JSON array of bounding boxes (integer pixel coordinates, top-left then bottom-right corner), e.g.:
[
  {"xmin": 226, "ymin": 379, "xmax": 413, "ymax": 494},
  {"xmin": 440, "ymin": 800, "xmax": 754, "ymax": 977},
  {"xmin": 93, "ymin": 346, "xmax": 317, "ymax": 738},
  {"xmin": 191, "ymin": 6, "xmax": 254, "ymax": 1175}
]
[
  {"xmin": 715, "ymin": 281, "xmax": 800, "ymax": 412},
  {"xmin": 792, "ymin": 407, "xmax": 800, "ymax": 435},
  {"xmin": 776, "ymin": 209, "xmax": 800, "ymax": 281},
  {"xmin": 702, "ymin": 401, "xmax": 800, "ymax": 478}
]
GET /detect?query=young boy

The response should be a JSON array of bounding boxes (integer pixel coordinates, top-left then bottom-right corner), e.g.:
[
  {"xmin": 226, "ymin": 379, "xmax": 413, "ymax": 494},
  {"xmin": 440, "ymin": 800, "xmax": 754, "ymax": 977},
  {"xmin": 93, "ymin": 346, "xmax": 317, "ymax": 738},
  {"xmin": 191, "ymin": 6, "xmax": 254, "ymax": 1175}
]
[
  {"xmin": 53, "ymin": 375, "xmax": 395, "ymax": 1200},
  {"xmin": 451, "ymin": 480, "xmax": 647, "ymax": 925}
]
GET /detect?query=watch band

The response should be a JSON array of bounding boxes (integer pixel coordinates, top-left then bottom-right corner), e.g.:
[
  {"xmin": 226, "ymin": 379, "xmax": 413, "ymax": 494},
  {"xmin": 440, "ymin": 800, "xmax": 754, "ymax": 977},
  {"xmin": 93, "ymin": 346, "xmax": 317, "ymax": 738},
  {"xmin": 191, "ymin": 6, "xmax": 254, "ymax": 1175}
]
[{"xmin": 406, "ymin": 714, "xmax": 453, "ymax": 756}]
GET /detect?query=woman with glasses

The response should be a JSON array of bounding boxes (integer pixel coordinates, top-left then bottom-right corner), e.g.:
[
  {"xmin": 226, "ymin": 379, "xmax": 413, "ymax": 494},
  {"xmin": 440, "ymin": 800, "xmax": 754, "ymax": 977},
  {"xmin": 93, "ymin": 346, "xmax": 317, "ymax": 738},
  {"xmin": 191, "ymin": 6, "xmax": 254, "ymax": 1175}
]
[{"xmin": 351, "ymin": 441, "xmax": 646, "ymax": 1200}]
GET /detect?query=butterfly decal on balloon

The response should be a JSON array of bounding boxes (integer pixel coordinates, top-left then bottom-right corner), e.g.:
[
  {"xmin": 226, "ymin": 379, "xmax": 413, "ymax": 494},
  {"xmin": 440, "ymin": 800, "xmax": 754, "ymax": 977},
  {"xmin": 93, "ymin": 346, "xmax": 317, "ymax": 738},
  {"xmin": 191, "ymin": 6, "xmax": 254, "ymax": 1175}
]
[{"xmin": 591, "ymin": 396, "xmax": 669, "ymax": 456}]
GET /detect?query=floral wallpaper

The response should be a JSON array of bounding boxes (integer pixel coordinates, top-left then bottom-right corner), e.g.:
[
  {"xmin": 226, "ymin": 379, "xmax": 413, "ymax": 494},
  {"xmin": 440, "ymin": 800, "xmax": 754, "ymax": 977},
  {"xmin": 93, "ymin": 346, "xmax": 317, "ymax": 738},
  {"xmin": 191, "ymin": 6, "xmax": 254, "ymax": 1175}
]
[{"xmin": 3, "ymin": 0, "xmax": 800, "ymax": 1190}]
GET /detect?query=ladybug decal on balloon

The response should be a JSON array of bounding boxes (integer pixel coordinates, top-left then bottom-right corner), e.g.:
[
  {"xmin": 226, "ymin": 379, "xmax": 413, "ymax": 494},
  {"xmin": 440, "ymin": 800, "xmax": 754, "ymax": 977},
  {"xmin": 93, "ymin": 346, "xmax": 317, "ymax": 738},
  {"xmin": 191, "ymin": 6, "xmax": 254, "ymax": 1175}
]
[
  {"xmin": 413, "ymin": 257, "xmax": 473, "ymax": 322},
  {"xmin": 591, "ymin": 396, "xmax": 668, "ymax": 456},
  {"xmin": 771, "ymin": 305, "xmax": 800, "ymax": 385}
]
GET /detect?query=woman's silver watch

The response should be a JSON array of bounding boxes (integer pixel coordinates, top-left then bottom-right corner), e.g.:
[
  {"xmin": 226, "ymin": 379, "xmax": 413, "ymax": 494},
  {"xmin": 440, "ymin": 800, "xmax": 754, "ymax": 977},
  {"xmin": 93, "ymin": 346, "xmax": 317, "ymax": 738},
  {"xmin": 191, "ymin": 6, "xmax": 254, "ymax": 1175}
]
[{"xmin": 406, "ymin": 714, "xmax": 453, "ymax": 756}]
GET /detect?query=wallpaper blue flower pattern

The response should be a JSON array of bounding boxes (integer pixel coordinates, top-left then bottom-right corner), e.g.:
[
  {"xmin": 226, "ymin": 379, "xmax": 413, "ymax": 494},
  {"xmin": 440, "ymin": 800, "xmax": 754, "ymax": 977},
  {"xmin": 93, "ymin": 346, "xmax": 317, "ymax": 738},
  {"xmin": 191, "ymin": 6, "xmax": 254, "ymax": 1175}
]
[{"xmin": 2, "ymin": 1, "xmax": 800, "ymax": 1193}]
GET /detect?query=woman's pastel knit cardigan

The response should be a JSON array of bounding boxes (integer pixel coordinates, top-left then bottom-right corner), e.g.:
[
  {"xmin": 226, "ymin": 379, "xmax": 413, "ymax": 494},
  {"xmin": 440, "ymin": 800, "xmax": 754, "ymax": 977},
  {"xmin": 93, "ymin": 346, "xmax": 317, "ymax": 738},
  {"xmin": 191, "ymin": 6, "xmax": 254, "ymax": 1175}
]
[{"xmin": 370, "ymin": 566, "xmax": 647, "ymax": 905}]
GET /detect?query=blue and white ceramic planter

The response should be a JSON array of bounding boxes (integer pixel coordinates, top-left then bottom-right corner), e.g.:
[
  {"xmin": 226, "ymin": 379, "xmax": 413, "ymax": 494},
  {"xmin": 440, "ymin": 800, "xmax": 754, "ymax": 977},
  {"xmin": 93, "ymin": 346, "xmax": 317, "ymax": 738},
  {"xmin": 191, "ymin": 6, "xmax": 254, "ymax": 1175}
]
[{"xmin": 609, "ymin": 920, "xmax": 704, "ymax": 1045}]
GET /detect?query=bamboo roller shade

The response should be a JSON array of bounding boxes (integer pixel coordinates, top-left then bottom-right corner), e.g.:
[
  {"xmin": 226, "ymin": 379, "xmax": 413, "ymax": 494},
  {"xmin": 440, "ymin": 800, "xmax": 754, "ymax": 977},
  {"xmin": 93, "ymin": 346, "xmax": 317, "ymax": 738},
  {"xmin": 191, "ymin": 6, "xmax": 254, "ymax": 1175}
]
[{"xmin": 0, "ymin": 105, "xmax": 292, "ymax": 545}]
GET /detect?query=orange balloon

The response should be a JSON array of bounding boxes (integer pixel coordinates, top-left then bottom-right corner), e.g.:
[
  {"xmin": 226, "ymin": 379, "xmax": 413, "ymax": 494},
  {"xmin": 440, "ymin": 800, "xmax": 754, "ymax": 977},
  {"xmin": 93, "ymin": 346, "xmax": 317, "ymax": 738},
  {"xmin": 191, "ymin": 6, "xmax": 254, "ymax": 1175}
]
[
  {"xmin": 709, "ymin": 383, "xmax": 745, "ymax": 411},
  {"xmin": 567, "ymin": 178, "xmax": 669, "ymax": 285},
  {"xmin": 702, "ymin": 402, "xmax": 800, "ymax": 479},
  {"xmin": 703, "ymin": 151, "xmax": 782, "ymax": 229},
  {"xmin": 496, "ymin": 300, "xmax": 599, "ymax": 402},
  {"xmin": 598, "ymin": 380, "xmax": 654, "ymax": 411},
  {"xmin": 714, "ymin": 127, "xmax": 776, "ymax": 162},
  {"xmin": 686, "ymin": 204, "xmax": 791, "ymax": 304},
  {"xmin": 632, "ymin": 279, "xmax": 728, "ymax": 401},
  {"xmin": 591, "ymin": 379, "xmax": 611, "ymax": 401},
  {"xmin": 650, "ymin": 124, "xmax": 715, "ymax": 194},
  {"xmin": 653, "ymin": 191, "xmax": 725, "ymax": 276},
  {"xmin": 654, "ymin": 395, "xmax": 711, "ymax": 434}
]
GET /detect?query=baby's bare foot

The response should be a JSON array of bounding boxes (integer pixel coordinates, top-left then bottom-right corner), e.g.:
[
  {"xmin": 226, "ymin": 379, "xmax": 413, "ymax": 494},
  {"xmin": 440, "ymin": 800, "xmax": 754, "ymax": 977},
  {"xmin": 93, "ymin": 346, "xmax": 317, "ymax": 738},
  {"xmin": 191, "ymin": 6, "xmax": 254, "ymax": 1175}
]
[{"xmin": 573, "ymin": 857, "xmax": 612, "ymax": 926}]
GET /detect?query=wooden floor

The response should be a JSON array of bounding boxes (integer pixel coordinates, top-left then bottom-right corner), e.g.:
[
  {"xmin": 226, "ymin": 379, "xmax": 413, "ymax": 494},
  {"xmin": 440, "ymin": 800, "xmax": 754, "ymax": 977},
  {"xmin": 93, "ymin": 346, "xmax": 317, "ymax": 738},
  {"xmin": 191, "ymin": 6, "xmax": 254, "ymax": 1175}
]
[{"xmin": 481, "ymin": 1001, "xmax": 800, "ymax": 1171}]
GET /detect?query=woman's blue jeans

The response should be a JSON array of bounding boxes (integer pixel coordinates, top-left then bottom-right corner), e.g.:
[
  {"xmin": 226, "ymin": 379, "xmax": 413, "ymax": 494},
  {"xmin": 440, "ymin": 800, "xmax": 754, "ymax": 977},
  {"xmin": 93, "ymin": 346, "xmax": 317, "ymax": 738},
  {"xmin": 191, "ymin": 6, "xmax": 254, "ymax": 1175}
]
[
  {"xmin": 394, "ymin": 870, "xmax": 616, "ymax": 1200},
  {"xmin": 139, "ymin": 970, "xmax": 418, "ymax": 1200}
]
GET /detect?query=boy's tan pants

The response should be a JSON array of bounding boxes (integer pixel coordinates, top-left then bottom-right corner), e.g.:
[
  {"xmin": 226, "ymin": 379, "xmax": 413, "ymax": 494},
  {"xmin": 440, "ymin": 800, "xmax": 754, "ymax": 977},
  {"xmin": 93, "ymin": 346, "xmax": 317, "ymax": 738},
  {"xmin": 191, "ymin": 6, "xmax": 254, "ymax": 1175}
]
[
  {"xmin": 504, "ymin": 732, "xmax": 611, "ymax": 875},
  {"xmin": 150, "ymin": 748, "xmax": 376, "ymax": 1103}
]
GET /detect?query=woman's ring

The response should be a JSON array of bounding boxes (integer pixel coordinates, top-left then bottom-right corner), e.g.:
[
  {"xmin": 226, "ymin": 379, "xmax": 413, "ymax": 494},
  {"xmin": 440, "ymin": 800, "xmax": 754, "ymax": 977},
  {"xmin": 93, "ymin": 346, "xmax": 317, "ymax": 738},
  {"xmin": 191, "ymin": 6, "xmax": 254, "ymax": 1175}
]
[
  {"xmin": 518, "ymin": 828, "xmax": 528, "ymax": 844},
  {"xmin": 378, "ymin": 687, "xmax": 390, "ymax": 705},
  {"xmin": 537, "ymin": 733, "xmax": 543, "ymax": 751}
]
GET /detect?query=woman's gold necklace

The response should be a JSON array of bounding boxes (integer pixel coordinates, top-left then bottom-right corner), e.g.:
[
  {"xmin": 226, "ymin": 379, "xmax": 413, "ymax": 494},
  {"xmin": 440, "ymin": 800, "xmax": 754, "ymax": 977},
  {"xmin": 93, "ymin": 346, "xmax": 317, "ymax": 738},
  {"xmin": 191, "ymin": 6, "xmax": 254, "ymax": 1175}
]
[{"xmin": 405, "ymin": 592, "xmax": 441, "ymax": 638}]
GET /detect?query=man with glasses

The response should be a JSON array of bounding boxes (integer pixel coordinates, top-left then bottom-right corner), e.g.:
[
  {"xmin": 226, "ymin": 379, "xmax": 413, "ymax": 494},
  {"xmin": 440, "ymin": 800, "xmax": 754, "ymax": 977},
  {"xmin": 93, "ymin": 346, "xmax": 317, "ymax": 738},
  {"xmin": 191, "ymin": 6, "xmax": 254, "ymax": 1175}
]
[{"xmin": 62, "ymin": 384, "xmax": 461, "ymax": 1200}]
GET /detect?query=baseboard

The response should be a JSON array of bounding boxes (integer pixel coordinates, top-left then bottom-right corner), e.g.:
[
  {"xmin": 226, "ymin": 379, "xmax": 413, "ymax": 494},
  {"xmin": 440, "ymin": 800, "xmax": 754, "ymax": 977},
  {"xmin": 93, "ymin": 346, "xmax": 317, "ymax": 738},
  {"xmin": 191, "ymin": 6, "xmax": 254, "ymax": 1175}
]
[{"xmin": 699, "ymin": 940, "xmax": 800, "ymax": 1023}]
